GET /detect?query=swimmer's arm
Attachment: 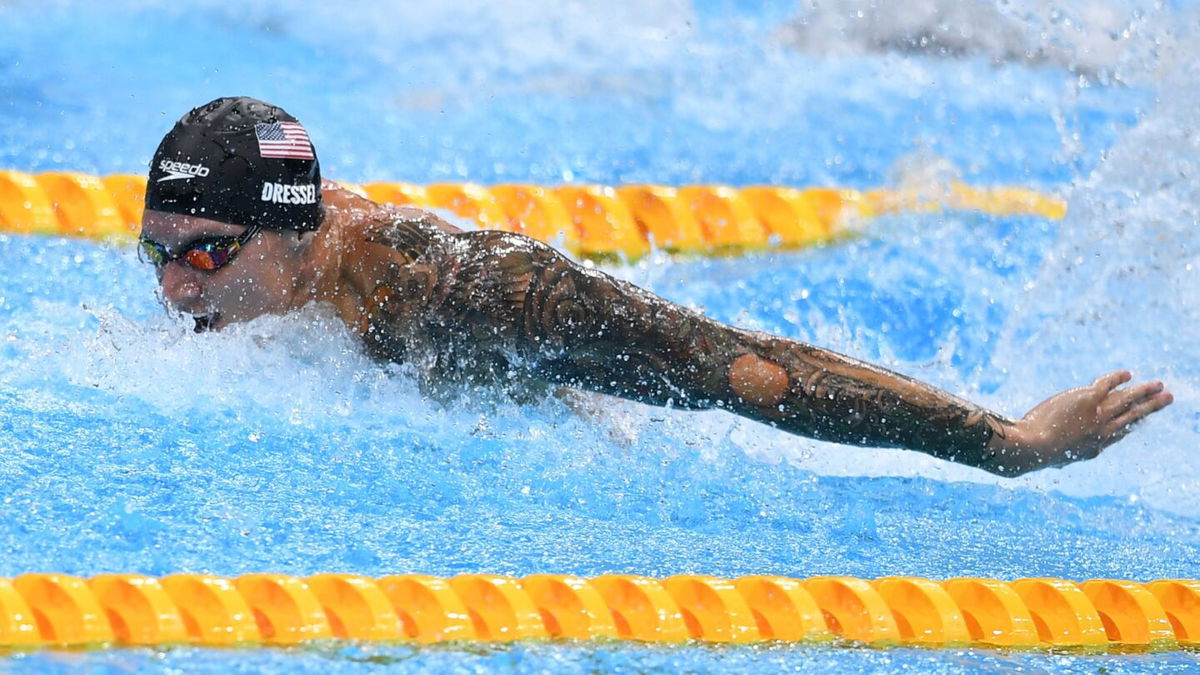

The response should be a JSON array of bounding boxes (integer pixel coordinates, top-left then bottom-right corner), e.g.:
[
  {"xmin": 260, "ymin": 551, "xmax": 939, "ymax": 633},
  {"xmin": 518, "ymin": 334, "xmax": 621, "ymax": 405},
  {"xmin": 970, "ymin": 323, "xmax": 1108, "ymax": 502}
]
[
  {"xmin": 515, "ymin": 243, "xmax": 1172, "ymax": 475},
  {"xmin": 515, "ymin": 248, "xmax": 1010, "ymax": 468},
  {"xmin": 708, "ymin": 348, "xmax": 1172, "ymax": 476}
]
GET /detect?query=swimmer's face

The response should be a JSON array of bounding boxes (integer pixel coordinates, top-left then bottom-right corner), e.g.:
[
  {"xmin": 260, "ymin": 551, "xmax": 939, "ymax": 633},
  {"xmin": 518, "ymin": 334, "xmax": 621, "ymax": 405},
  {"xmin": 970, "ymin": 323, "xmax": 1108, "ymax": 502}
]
[{"xmin": 140, "ymin": 210, "xmax": 306, "ymax": 332}]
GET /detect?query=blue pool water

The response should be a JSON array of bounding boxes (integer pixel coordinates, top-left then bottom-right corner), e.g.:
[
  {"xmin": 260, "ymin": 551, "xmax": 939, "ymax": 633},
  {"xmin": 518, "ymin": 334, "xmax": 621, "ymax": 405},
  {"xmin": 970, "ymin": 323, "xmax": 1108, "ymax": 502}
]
[{"xmin": 2, "ymin": 0, "xmax": 1200, "ymax": 672}]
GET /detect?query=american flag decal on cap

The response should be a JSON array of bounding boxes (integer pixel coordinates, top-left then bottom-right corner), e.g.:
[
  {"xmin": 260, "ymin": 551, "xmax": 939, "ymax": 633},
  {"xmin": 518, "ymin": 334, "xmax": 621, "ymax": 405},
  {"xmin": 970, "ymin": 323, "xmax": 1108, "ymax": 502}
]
[{"xmin": 255, "ymin": 121, "xmax": 315, "ymax": 160}]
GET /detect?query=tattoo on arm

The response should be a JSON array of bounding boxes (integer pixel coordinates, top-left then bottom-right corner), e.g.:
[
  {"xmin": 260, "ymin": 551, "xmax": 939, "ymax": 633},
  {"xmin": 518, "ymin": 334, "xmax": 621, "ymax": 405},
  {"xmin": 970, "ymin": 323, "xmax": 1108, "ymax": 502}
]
[
  {"xmin": 509, "ymin": 234, "xmax": 1009, "ymax": 467},
  {"xmin": 359, "ymin": 225, "xmax": 1010, "ymax": 468}
]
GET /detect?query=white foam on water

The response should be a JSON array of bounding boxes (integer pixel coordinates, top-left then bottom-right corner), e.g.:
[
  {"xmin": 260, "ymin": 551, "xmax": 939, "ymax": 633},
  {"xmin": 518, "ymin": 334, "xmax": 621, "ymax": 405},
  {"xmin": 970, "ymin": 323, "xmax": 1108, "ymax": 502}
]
[
  {"xmin": 777, "ymin": 0, "xmax": 1178, "ymax": 83},
  {"xmin": 52, "ymin": 304, "xmax": 430, "ymax": 427},
  {"xmin": 203, "ymin": 0, "xmax": 699, "ymax": 92}
]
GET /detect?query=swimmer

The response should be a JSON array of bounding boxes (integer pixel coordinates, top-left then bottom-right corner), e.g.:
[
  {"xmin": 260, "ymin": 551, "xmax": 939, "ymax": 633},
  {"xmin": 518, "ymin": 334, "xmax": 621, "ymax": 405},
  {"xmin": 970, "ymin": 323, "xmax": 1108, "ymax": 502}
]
[{"xmin": 139, "ymin": 96, "xmax": 1174, "ymax": 476}]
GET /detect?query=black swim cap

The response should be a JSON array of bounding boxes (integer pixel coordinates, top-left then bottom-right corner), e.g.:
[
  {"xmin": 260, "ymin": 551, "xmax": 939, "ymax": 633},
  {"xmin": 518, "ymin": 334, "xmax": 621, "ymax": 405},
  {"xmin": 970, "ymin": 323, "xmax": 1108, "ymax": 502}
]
[{"xmin": 145, "ymin": 96, "xmax": 322, "ymax": 231}]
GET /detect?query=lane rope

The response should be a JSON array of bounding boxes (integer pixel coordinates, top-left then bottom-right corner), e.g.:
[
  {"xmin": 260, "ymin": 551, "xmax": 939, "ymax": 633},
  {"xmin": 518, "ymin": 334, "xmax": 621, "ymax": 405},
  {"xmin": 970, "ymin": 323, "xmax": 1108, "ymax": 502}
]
[
  {"xmin": 0, "ymin": 172, "xmax": 1106, "ymax": 655},
  {"xmin": 0, "ymin": 170, "xmax": 1067, "ymax": 257},
  {"xmin": 0, "ymin": 573, "xmax": 1194, "ymax": 650}
]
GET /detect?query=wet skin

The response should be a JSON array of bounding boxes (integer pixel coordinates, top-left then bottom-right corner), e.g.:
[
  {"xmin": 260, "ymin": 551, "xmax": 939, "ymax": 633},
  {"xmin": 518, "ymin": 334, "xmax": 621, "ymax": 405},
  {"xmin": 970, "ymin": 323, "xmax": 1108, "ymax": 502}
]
[{"xmin": 141, "ymin": 183, "xmax": 1174, "ymax": 476}]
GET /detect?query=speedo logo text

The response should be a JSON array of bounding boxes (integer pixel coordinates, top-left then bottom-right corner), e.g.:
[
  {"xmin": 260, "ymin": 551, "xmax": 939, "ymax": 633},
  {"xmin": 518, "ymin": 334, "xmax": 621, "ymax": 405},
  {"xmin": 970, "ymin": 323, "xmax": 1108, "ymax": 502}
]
[
  {"xmin": 261, "ymin": 182, "xmax": 319, "ymax": 205},
  {"xmin": 156, "ymin": 160, "xmax": 210, "ymax": 182}
]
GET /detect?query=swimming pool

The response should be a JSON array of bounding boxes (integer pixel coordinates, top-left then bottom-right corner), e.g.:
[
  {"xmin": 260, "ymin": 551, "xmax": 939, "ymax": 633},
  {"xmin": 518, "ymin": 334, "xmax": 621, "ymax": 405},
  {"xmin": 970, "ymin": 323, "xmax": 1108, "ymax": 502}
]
[{"xmin": 2, "ymin": 0, "xmax": 1199, "ymax": 671}]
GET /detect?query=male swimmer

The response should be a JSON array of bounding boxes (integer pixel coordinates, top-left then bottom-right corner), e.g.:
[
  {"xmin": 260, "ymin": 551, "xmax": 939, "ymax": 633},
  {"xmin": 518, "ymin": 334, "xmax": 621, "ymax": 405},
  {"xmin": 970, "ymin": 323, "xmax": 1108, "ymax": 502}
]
[{"xmin": 139, "ymin": 97, "xmax": 1173, "ymax": 476}]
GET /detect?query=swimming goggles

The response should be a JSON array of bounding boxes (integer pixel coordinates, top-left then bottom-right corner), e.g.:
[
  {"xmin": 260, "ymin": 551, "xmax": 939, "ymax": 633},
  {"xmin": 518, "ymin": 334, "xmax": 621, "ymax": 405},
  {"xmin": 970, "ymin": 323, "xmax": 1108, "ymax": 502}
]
[{"xmin": 138, "ymin": 225, "xmax": 261, "ymax": 272}]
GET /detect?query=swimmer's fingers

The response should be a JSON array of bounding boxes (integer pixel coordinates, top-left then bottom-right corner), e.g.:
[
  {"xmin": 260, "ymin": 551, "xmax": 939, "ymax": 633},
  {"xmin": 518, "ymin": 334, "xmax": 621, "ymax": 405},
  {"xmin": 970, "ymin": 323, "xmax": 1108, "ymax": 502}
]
[
  {"xmin": 1097, "ymin": 380, "xmax": 1166, "ymax": 421},
  {"xmin": 1092, "ymin": 370, "xmax": 1132, "ymax": 396},
  {"xmin": 1100, "ymin": 389, "xmax": 1174, "ymax": 439}
]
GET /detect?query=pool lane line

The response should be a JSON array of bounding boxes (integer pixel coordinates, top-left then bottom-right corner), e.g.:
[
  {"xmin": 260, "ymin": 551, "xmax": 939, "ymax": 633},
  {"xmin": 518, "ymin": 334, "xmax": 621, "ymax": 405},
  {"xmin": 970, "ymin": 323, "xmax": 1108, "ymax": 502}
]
[
  {"xmin": 0, "ymin": 170, "xmax": 1067, "ymax": 259},
  {"xmin": 0, "ymin": 574, "xmax": 1194, "ymax": 650}
]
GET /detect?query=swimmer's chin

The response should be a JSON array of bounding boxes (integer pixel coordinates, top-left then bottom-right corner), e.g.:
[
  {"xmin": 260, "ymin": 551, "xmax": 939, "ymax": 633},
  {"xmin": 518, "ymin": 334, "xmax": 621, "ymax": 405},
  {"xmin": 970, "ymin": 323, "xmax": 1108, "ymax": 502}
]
[{"xmin": 192, "ymin": 313, "xmax": 222, "ymax": 333}]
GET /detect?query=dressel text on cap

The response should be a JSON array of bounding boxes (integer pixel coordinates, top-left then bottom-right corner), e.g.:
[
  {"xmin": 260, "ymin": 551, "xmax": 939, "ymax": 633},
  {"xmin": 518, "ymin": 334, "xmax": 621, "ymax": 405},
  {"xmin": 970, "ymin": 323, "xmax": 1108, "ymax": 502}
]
[{"xmin": 261, "ymin": 182, "xmax": 319, "ymax": 205}]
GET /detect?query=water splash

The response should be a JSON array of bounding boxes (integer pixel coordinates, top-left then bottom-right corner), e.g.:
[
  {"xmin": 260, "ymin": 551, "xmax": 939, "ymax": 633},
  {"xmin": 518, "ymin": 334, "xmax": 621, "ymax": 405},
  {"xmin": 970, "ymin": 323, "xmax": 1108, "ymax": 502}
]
[
  {"xmin": 989, "ymin": 8, "xmax": 1200, "ymax": 512},
  {"xmin": 0, "ymin": 10, "xmax": 1198, "ymax": 674},
  {"xmin": 777, "ymin": 0, "xmax": 1176, "ymax": 84}
]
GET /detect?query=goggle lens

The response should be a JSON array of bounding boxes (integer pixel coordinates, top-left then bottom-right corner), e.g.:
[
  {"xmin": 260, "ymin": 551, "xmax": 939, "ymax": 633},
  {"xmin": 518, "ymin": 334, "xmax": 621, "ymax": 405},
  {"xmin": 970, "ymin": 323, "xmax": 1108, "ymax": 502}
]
[
  {"xmin": 181, "ymin": 243, "xmax": 238, "ymax": 271},
  {"xmin": 138, "ymin": 226, "xmax": 259, "ymax": 273},
  {"xmin": 139, "ymin": 239, "xmax": 170, "ymax": 266}
]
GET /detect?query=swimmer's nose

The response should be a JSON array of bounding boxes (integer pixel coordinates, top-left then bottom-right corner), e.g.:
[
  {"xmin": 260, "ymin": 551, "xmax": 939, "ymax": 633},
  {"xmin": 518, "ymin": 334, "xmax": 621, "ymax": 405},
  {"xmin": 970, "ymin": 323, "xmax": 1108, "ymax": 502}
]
[{"xmin": 158, "ymin": 261, "xmax": 204, "ymax": 313}]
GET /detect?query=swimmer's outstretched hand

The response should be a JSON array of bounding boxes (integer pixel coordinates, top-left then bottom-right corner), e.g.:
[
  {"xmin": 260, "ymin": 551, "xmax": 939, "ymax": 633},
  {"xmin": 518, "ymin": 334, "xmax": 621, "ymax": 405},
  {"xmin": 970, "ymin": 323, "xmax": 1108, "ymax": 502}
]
[{"xmin": 983, "ymin": 371, "xmax": 1173, "ymax": 476}]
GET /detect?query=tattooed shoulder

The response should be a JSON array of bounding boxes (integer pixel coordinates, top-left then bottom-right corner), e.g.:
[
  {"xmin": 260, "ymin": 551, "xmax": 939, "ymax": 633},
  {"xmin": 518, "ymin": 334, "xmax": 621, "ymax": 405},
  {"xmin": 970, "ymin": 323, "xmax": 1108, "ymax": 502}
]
[{"xmin": 362, "ymin": 210, "xmax": 449, "ymax": 263}]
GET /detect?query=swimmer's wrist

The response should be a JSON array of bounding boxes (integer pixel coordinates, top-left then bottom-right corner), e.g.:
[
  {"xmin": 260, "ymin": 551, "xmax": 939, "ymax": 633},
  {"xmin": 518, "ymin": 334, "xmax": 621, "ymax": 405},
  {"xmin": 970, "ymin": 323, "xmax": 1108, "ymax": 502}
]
[{"xmin": 979, "ymin": 417, "xmax": 1042, "ymax": 476}]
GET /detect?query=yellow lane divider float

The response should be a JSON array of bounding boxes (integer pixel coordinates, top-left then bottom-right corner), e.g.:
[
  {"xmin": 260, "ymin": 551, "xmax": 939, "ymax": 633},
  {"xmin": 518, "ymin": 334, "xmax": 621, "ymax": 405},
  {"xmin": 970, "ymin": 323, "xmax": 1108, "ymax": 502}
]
[
  {"xmin": 0, "ymin": 574, "xmax": 1195, "ymax": 651},
  {"xmin": 0, "ymin": 170, "xmax": 1067, "ymax": 258}
]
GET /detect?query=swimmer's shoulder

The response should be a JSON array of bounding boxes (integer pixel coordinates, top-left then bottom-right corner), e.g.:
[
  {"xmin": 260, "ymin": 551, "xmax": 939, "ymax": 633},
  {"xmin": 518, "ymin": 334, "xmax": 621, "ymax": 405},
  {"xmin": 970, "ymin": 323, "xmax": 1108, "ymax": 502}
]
[
  {"xmin": 322, "ymin": 181, "xmax": 559, "ymax": 260},
  {"xmin": 321, "ymin": 191, "xmax": 446, "ymax": 262}
]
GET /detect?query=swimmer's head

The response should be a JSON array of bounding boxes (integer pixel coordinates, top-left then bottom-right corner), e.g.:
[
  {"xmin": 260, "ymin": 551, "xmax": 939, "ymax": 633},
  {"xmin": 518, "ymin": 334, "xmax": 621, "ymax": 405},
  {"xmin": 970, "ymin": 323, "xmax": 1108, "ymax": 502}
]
[
  {"xmin": 145, "ymin": 96, "xmax": 322, "ymax": 231},
  {"xmin": 141, "ymin": 97, "xmax": 324, "ymax": 332}
]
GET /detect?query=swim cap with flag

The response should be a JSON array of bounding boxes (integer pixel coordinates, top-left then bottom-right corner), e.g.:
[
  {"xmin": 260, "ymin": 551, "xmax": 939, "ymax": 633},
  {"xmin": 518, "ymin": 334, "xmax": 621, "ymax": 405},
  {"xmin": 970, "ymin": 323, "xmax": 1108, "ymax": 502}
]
[{"xmin": 145, "ymin": 96, "xmax": 323, "ymax": 231}]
